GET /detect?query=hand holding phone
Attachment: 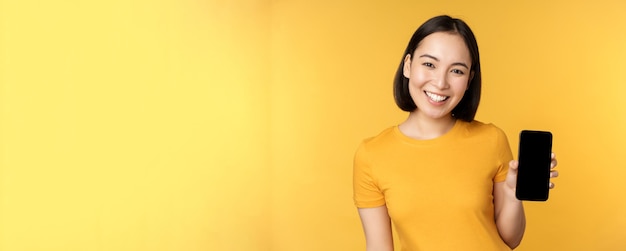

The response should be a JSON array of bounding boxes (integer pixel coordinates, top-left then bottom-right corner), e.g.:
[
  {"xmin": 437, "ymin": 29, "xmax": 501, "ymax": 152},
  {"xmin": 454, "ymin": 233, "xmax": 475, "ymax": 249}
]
[{"xmin": 516, "ymin": 130, "xmax": 553, "ymax": 201}]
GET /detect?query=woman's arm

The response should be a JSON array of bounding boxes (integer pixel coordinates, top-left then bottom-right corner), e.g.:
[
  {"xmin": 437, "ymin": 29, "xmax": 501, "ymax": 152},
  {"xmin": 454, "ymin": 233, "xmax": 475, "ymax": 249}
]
[
  {"xmin": 493, "ymin": 179, "xmax": 526, "ymax": 249},
  {"xmin": 494, "ymin": 154, "xmax": 558, "ymax": 249},
  {"xmin": 357, "ymin": 206, "xmax": 394, "ymax": 251}
]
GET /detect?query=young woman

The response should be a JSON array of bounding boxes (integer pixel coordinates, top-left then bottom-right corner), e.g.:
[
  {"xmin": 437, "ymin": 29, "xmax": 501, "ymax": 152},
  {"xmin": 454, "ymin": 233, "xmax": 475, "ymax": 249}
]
[{"xmin": 353, "ymin": 15, "xmax": 558, "ymax": 251}]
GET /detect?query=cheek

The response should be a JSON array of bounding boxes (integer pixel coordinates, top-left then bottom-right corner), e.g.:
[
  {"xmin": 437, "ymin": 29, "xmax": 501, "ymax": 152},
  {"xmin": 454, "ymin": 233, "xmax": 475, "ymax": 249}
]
[
  {"xmin": 410, "ymin": 68, "xmax": 429, "ymax": 82},
  {"xmin": 407, "ymin": 83, "xmax": 424, "ymax": 106},
  {"xmin": 450, "ymin": 77, "xmax": 470, "ymax": 92}
]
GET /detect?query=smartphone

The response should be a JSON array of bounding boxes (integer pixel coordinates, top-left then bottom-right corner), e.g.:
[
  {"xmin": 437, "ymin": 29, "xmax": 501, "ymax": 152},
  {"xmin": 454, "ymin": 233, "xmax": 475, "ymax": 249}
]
[{"xmin": 516, "ymin": 130, "xmax": 553, "ymax": 201}]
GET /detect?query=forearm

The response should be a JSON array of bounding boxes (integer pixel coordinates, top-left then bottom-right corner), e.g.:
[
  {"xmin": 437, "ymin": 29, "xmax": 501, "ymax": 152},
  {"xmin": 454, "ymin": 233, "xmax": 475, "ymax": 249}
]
[
  {"xmin": 495, "ymin": 193, "xmax": 526, "ymax": 249},
  {"xmin": 365, "ymin": 243, "xmax": 394, "ymax": 251},
  {"xmin": 359, "ymin": 206, "xmax": 394, "ymax": 251}
]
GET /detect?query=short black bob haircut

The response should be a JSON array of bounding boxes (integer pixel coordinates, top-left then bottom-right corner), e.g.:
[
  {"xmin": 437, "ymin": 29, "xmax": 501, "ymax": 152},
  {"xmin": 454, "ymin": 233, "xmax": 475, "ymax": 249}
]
[{"xmin": 393, "ymin": 15, "xmax": 481, "ymax": 122}]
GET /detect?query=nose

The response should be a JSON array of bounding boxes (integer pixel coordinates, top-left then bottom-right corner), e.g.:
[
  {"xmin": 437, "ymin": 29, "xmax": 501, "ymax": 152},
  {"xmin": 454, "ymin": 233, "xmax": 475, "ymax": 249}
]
[{"xmin": 432, "ymin": 69, "xmax": 449, "ymax": 89}]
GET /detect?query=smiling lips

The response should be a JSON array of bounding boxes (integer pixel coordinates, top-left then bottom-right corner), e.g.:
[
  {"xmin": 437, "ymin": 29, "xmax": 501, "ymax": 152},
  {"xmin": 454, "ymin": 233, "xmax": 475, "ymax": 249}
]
[{"xmin": 425, "ymin": 91, "xmax": 449, "ymax": 102}]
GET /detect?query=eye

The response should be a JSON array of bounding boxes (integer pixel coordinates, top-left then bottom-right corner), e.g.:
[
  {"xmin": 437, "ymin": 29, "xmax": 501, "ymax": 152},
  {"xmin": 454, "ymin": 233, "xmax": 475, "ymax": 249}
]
[
  {"xmin": 451, "ymin": 69, "xmax": 465, "ymax": 75},
  {"xmin": 422, "ymin": 62, "xmax": 435, "ymax": 68}
]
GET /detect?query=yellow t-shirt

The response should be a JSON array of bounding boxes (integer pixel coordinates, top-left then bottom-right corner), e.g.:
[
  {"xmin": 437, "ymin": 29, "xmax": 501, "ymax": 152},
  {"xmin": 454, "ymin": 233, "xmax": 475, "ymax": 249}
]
[{"xmin": 353, "ymin": 120, "xmax": 513, "ymax": 251}]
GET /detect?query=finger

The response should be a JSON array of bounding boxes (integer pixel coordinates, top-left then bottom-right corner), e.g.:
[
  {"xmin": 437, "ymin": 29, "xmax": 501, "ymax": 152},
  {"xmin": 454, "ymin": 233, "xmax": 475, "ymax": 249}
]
[
  {"xmin": 551, "ymin": 158, "xmax": 558, "ymax": 169},
  {"xmin": 549, "ymin": 182, "xmax": 555, "ymax": 189},
  {"xmin": 550, "ymin": 170, "xmax": 559, "ymax": 178},
  {"xmin": 551, "ymin": 152, "xmax": 556, "ymax": 159}
]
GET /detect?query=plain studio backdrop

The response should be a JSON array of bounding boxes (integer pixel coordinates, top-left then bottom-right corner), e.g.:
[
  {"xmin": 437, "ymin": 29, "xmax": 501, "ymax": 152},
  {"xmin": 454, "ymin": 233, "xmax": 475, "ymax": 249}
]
[{"xmin": 1, "ymin": 0, "xmax": 625, "ymax": 250}]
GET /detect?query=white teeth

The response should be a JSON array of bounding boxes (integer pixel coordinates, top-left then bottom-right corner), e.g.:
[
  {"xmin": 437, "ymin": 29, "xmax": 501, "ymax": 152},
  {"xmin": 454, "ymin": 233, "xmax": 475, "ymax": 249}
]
[{"xmin": 425, "ymin": 91, "xmax": 448, "ymax": 102}]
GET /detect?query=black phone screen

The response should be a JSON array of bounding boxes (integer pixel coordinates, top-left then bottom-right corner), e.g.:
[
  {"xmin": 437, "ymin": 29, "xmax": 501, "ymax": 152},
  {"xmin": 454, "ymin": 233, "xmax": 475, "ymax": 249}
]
[{"xmin": 516, "ymin": 130, "xmax": 553, "ymax": 201}]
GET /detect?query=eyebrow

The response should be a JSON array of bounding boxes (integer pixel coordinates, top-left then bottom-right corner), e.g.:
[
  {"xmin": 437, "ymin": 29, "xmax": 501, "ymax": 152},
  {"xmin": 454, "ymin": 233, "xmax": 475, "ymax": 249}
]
[{"xmin": 418, "ymin": 54, "xmax": 470, "ymax": 69}]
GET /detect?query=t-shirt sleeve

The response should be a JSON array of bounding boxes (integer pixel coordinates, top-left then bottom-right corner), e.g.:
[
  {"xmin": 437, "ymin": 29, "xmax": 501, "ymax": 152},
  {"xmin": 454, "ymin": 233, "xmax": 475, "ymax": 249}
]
[
  {"xmin": 493, "ymin": 127, "xmax": 514, "ymax": 182},
  {"xmin": 353, "ymin": 142, "xmax": 386, "ymax": 208}
]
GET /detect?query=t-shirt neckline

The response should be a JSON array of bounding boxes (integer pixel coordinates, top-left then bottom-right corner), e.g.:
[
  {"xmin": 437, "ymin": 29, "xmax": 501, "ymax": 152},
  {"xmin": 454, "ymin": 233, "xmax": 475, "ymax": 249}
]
[{"xmin": 393, "ymin": 119, "xmax": 465, "ymax": 146}]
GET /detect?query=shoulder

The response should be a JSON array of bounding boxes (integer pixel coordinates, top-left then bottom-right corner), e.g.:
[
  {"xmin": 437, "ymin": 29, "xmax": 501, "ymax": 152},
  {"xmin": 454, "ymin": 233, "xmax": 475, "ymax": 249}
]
[
  {"xmin": 458, "ymin": 120, "xmax": 509, "ymax": 143},
  {"xmin": 462, "ymin": 120, "xmax": 506, "ymax": 135},
  {"xmin": 356, "ymin": 126, "xmax": 398, "ymax": 156},
  {"xmin": 459, "ymin": 120, "xmax": 513, "ymax": 163},
  {"xmin": 360, "ymin": 126, "xmax": 396, "ymax": 145}
]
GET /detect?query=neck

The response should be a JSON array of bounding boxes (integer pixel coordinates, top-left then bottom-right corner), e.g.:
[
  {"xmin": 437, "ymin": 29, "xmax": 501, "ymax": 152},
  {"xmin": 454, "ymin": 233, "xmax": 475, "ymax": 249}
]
[{"xmin": 398, "ymin": 112, "xmax": 456, "ymax": 140}]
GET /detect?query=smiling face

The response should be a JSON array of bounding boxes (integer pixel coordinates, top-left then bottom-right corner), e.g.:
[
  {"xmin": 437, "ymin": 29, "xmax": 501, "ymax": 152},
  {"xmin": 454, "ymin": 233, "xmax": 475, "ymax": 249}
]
[{"xmin": 403, "ymin": 31, "xmax": 473, "ymax": 121}]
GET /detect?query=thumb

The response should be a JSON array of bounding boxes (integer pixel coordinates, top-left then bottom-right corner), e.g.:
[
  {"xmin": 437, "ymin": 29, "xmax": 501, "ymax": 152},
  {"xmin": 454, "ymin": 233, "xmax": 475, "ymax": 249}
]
[
  {"xmin": 509, "ymin": 160, "xmax": 519, "ymax": 173},
  {"xmin": 506, "ymin": 160, "xmax": 519, "ymax": 189}
]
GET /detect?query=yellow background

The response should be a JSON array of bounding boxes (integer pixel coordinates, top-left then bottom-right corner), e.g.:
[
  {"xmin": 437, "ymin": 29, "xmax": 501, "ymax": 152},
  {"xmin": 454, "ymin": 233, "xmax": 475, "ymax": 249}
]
[{"xmin": 1, "ymin": 0, "xmax": 624, "ymax": 250}]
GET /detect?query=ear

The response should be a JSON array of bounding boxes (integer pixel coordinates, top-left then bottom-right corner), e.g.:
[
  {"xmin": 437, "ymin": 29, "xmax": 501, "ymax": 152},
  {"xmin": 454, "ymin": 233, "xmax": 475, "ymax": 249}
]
[{"xmin": 403, "ymin": 54, "xmax": 412, "ymax": 79}]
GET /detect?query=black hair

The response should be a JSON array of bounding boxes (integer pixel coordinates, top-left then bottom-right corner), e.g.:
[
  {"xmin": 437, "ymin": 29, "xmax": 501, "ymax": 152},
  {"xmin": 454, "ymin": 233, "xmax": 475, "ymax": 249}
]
[{"xmin": 393, "ymin": 15, "xmax": 481, "ymax": 122}]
